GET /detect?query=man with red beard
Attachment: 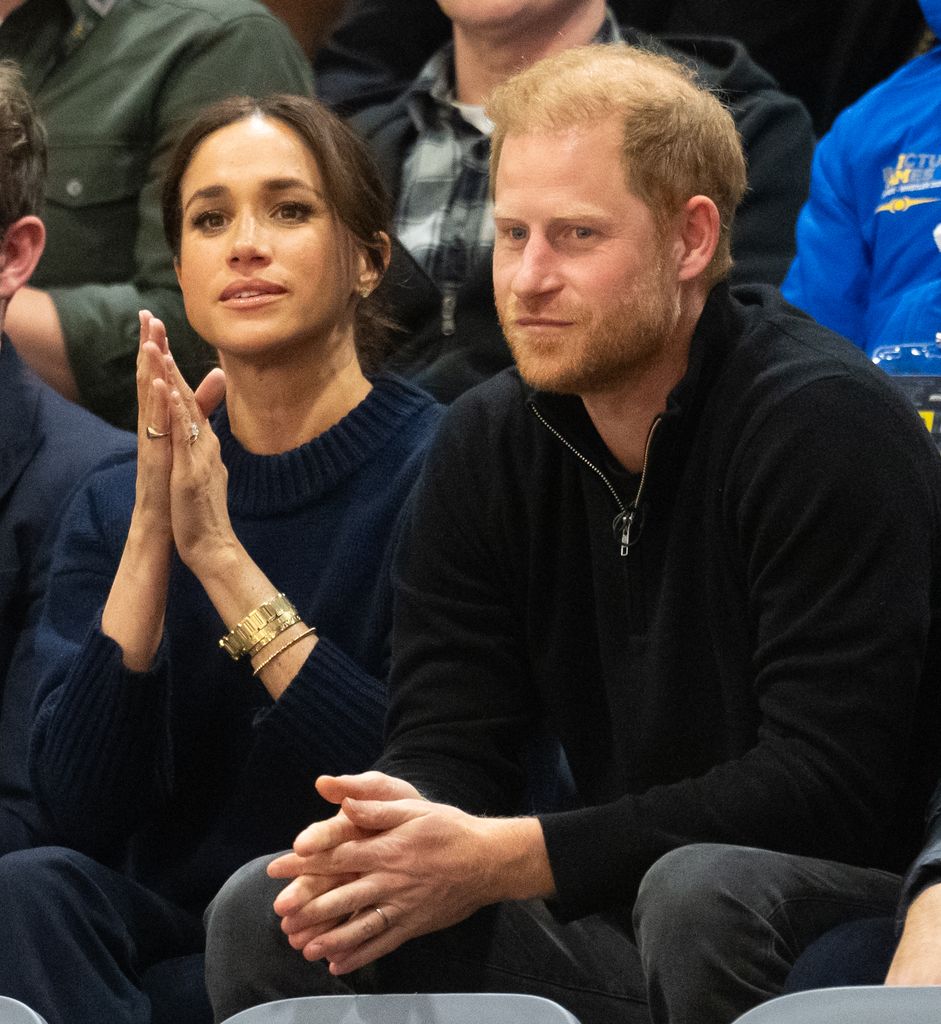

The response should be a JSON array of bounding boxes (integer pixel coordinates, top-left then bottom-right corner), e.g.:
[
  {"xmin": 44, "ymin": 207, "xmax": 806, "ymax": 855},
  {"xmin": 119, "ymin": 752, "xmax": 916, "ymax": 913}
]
[{"xmin": 204, "ymin": 45, "xmax": 941, "ymax": 1024}]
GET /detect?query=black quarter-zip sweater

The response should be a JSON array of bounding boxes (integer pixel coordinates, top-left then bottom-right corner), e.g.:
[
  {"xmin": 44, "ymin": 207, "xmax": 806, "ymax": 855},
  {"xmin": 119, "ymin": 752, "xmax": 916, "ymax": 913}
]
[{"xmin": 379, "ymin": 283, "xmax": 941, "ymax": 922}]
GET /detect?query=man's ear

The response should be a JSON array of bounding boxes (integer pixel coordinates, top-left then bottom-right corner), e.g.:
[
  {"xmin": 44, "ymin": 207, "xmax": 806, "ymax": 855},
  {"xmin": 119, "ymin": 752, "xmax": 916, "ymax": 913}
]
[
  {"xmin": 675, "ymin": 196, "xmax": 720, "ymax": 283},
  {"xmin": 0, "ymin": 215, "xmax": 45, "ymax": 300}
]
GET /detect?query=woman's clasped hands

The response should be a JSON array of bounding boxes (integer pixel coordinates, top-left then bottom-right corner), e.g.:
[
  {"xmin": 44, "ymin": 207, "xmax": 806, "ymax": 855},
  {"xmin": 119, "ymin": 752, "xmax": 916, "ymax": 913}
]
[{"xmin": 136, "ymin": 308, "xmax": 230, "ymax": 574}]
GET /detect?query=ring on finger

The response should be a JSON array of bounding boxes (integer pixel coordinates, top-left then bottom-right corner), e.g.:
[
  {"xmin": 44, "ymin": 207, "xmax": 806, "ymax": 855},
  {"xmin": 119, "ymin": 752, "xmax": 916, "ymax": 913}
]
[
  {"xmin": 187, "ymin": 422, "xmax": 200, "ymax": 445},
  {"xmin": 372, "ymin": 906, "xmax": 389, "ymax": 930},
  {"xmin": 145, "ymin": 425, "xmax": 170, "ymax": 440}
]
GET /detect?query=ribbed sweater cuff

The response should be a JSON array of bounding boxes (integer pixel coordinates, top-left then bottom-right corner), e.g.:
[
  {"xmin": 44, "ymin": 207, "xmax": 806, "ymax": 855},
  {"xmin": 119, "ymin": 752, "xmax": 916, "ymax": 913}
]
[
  {"xmin": 262, "ymin": 636, "xmax": 386, "ymax": 776},
  {"xmin": 32, "ymin": 626, "xmax": 171, "ymax": 814}
]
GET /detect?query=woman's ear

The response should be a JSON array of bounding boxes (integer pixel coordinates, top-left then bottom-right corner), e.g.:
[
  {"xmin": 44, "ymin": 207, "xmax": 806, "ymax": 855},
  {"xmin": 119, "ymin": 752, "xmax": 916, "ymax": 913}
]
[
  {"xmin": 0, "ymin": 215, "xmax": 45, "ymax": 301},
  {"xmin": 355, "ymin": 231, "xmax": 392, "ymax": 298}
]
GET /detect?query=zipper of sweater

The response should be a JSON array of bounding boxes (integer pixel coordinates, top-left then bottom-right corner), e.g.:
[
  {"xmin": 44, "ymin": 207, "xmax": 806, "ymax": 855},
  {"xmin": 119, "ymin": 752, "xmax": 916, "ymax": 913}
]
[
  {"xmin": 613, "ymin": 416, "xmax": 662, "ymax": 556},
  {"xmin": 524, "ymin": 401, "xmax": 659, "ymax": 561},
  {"xmin": 441, "ymin": 284, "xmax": 458, "ymax": 337}
]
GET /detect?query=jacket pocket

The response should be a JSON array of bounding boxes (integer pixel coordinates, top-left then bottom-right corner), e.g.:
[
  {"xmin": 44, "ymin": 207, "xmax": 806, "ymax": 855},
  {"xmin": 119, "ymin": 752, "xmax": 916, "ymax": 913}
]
[{"xmin": 40, "ymin": 142, "xmax": 148, "ymax": 285}]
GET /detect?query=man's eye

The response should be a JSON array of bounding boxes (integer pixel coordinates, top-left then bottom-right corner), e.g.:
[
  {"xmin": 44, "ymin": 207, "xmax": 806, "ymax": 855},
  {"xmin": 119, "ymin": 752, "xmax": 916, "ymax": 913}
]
[
  {"xmin": 573, "ymin": 226, "xmax": 594, "ymax": 239},
  {"xmin": 508, "ymin": 226, "xmax": 527, "ymax": 241}
]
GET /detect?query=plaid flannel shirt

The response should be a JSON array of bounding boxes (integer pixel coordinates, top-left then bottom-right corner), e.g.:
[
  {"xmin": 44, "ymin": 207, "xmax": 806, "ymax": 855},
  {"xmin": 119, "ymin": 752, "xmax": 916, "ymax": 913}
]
[{"xmin": 396, "ymin": 9, "xmax": 622, "ymax": 313}]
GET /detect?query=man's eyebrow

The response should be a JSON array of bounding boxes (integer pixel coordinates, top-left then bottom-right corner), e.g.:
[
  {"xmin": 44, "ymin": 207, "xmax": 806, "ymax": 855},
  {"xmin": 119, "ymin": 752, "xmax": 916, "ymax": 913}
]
[{"xmin": 493, "ymin": 209, "xmax": 611, "ymax": 224}]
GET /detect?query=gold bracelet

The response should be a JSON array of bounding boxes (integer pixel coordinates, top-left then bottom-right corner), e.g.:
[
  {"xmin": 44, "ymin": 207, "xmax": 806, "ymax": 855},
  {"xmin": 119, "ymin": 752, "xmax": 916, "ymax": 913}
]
[
  {"xmin": 252, "ymin": 626, "xmax": 317, "ymax": 676},
  {"xmin": 219, "ymin": 593, "xmax": 300, "ymax": 660}
]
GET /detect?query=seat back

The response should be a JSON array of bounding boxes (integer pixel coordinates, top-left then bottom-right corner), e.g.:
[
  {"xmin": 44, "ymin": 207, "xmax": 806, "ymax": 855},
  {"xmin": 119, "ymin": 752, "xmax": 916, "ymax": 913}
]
[
  {"xmin": 0, "ymin": 995, "xmax": 49, "ymax": 1023},
  {"xmin": 221, "ymin": 992, "xmax": 581, "ymax": 1023},
  {"xmin": 733, "ymin": 985, "xmax": 941, "ymax": 1023}
]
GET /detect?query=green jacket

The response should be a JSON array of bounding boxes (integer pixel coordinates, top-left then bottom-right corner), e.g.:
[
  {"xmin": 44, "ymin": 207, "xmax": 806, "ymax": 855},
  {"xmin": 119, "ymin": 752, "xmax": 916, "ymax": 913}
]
[{"xmin": 0, "ymin": 0, "xmax": 314, "ymax": 428}]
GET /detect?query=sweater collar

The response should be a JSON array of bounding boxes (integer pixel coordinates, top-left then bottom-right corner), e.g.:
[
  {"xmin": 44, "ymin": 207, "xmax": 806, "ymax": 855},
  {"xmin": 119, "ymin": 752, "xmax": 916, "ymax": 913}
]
[{"xmin": 215, "ymin": 374, "xmax": 433, "ymax": 518}]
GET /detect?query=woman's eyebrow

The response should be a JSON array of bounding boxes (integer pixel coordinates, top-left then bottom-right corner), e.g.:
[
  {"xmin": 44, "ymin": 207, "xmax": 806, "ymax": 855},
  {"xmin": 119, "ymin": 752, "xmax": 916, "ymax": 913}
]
[
  {"xmin": 261, "ymin": 177, "xmax": 320, "ymax": 195},
  {"xmin": 183, "ymin": 184, "xmax": 227, "ymax": 214},
  {"xmin": 183, "ymin": 179, "xmax": 326, "ymax": 214}
]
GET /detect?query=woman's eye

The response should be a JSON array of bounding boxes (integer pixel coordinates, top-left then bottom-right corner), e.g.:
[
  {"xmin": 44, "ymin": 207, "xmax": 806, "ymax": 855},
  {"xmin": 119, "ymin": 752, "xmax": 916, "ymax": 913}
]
[
  {"xmin": 275, "ymin": 202, "xmax": 313, "ymax": 222},
  {"xmin": 192, "ymin": 210, "xmax": 227, "ymax": 232}
]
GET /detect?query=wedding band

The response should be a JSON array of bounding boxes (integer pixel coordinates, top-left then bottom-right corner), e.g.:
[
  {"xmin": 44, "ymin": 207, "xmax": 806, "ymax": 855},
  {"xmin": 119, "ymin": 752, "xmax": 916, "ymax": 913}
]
[
  {"xmin": 145, "ymin": 425, "xmax": 170, "ymax": 440},
  {"xmin": 373, "ymin": 906, "xmax": 389, "ymax": 930},
  {"xmin": 187, "ymin": 422, "xmax": 200, "ymax": 445}
]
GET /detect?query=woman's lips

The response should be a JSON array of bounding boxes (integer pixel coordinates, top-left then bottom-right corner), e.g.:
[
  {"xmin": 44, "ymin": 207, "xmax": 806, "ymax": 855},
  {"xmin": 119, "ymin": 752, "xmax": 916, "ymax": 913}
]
[{"xmin": 219, "ymin": 279, "xmax": 287, "ymax": 304}]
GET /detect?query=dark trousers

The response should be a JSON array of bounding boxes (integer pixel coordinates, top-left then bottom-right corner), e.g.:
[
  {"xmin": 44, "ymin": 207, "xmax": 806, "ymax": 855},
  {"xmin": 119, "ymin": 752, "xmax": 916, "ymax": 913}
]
[
  {"xmin": 205, "ymin": 844, "xmax": 902, "ymax": 1024},
  {"xmin": 783, "ymin": 916, "xmax": 898, "ymax": 991},
  {"xmin": 204, "ymin": 853, "xmax": 649, "ymax": 1024},
  {"xmin": 635, "ymin": 845, "xmax": 901, "ymax": 1023},
  {"xmin": 0, "ymin": 847, "xmax": 203, "ymax": 1024}
]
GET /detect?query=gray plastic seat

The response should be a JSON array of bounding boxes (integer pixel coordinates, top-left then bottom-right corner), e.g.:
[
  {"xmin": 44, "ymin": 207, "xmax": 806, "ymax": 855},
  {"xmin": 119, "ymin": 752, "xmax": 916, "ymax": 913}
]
[
  {"xmin": 221, "ymin": 993, "xmax": 582, "ymax": 1023},
  {"xmin": 733, "ymin": 985, "xmax": 941, "ymax": 1023},
  {"xmin": 0, "ymin": 996, "xmax": 48, "ymax": 1023}
]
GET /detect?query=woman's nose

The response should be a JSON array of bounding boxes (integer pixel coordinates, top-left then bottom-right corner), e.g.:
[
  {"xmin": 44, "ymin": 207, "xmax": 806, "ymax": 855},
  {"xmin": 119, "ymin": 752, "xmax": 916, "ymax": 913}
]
[{"xmin": 228, "ymin": 218, "xmax": 271, "ymax": 267}]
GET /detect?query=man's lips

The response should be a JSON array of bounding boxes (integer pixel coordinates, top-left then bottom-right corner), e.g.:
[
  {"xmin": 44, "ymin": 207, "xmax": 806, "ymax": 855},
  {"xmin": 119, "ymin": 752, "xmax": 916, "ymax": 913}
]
[
  {"xmin": 219, "ymin": 279, "xmax": 287, "ymax": 302},
  {"xmin": 515, "ymin": 316, "xmax": 574, "ymax": 328}
]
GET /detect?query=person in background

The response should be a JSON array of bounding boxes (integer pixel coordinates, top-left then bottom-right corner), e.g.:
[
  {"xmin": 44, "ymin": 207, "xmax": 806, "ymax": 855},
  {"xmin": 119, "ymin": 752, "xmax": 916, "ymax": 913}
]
[
  {"xmin": 0, "ymin": 0, "xmax": 314, "ymax": 430},
  {"xmin": 0, "ymin": 92, "xmax": 439, "ymax": 1024},
  {"xmin": 316, "ymin": 0, "xmax": 925, "ymax": 134},
  {"xmin": 203, "ymin": 45, "xmax": 941, "ymax": 1024},
  {"xmin": 782, "ymin": 0, "xmax": 941, "ymax": 362},
  {"xmin": 345, "ymin": 0, "xmax": 813, "ymax": 403},
  {"xmin": 0, "ymin": 59, "xmax": 133, "ymax": 853},
  {"xmin": 261, "ymin": 0, "xmax": 348, "ymax": 56}
]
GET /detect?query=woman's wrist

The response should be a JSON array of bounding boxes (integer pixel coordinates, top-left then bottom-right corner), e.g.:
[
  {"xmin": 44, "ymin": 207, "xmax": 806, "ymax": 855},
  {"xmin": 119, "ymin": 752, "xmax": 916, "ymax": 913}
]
[
  {"xmin": 122, "ymin": 515, "xmax": 174, "ymax": 578},
  {"xmin": 186, "ymin": 533, "xmax": 246, "ymax": 587},
  {"xmin": 127, "ymin": 506, "xmax": 173, "ymax": 547}
]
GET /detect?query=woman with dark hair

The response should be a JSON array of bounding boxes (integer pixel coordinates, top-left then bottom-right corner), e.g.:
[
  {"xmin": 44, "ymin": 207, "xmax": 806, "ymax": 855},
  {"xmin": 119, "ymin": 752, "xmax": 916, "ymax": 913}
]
[{"xmin": 0, "ymin": 94, "xmax": 440, "ymax": 1024}]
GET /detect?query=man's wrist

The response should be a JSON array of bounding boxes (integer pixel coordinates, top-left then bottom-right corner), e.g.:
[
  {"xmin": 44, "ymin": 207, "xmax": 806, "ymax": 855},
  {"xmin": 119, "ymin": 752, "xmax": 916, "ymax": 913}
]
[{"xmin": 480, "ymin": 816, "xmax": 556, "ymax": 903}]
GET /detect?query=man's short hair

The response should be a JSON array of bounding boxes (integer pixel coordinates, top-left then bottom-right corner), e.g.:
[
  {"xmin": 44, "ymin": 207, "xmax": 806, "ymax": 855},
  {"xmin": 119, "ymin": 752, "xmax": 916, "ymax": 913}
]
[
  {"xmin": 0, "ymin": 60, "xmax": 47, "ymax": 234},
  {"xmin": 487, "ymin": 45, "xmax": 748, "ymax": 286}
]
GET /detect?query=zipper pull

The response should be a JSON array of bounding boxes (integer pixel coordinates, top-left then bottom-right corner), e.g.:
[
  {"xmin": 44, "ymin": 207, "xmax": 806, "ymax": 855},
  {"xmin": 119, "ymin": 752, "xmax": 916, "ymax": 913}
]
[
  {"xmin": 613, "ymin": 509, "xmax": 633, "ymax": 557},
  {"xmin": 441, "ymin": 285, "xmax": 458, "ymax": 336}
]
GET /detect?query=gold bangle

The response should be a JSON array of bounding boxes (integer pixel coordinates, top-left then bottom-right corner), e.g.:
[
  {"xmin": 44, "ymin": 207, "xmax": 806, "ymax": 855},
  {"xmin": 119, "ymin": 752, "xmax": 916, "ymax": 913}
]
[
  {"xmin": 252, "ymin": 626, "xmax": 317, "ymax": 677},
  {"xmin": 219, "ymin": 593, "xmax": 300, "ymax": 660},
  {"xmin": 245, "ymin": 610, "xmax": 301, "ymax": 658}
]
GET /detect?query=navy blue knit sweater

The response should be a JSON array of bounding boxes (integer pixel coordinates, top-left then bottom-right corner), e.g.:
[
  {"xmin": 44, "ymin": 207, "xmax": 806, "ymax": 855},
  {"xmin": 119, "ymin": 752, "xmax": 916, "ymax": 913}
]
[{"xmin": 28, "ymin": 375, "xmax": 440, "ymax": 913}]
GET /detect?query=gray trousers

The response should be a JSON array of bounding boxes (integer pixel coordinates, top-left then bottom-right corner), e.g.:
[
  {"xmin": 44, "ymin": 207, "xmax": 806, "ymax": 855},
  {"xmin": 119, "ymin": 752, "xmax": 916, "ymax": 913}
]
[{"xmin": 204, "ymin": 844, "xmax": 901, "ymax": 1024}]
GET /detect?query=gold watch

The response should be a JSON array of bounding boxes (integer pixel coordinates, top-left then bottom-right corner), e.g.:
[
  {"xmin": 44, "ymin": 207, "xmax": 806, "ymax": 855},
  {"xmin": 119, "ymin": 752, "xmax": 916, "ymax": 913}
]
[{"xmin": 218, "ymin": 593, "xmax": 300, "ymax": 660}]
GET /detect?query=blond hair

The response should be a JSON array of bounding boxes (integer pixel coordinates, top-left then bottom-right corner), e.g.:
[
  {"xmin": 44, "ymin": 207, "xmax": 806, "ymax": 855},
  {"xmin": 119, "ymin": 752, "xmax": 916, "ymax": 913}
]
[{"xmin": 487, "ymin": 45, "xmax": 747, "ymax": 286}]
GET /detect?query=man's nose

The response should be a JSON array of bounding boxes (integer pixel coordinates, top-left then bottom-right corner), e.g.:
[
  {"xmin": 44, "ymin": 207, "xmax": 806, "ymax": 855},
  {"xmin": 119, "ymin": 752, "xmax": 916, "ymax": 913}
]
[{"xmin": 511, "ymin": 235, "xmax": 560, "ymax": 298}]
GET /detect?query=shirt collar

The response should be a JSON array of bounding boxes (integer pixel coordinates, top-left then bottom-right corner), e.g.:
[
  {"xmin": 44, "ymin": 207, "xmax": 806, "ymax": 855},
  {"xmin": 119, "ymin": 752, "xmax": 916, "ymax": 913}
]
[
  {"xmin": 65, "ymin": 0, "xmax": 116, "ymax": 19},
  {"xmin": 406, "ymin": 6, "xmax": 624, "ymax": 133},
  {"xmin": 62, "ymin": 0, "xmax": 115, "ymax": 56}
]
